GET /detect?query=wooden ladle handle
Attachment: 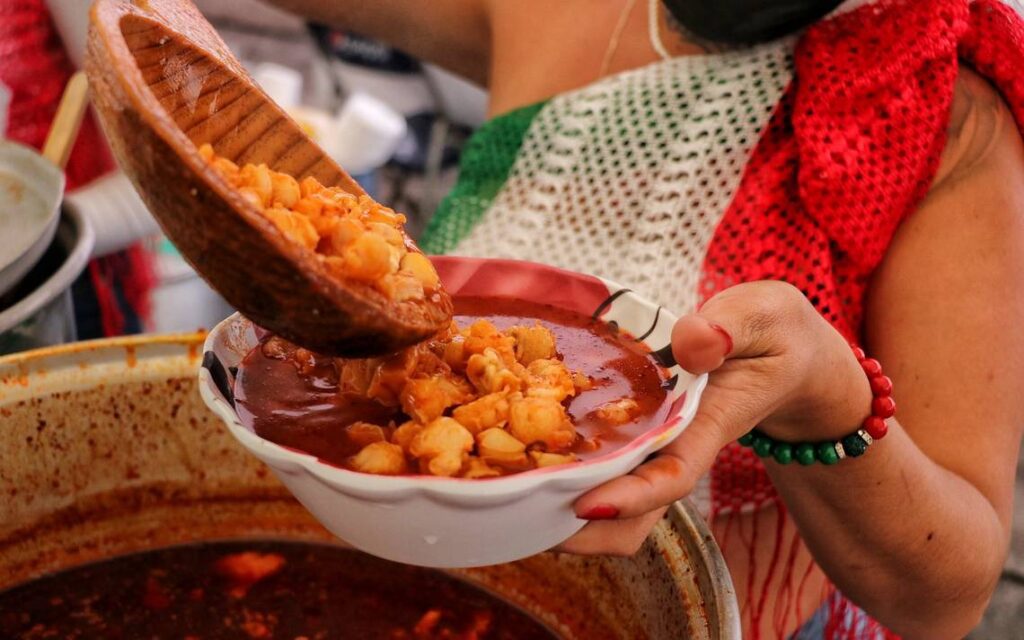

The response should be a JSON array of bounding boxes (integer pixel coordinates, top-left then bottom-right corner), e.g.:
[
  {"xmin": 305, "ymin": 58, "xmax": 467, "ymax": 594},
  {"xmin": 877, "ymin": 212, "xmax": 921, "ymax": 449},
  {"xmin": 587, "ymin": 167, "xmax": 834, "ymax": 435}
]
[{"xmin": 42, "ymin": 71, "xmax": 90, "ymax": 170}]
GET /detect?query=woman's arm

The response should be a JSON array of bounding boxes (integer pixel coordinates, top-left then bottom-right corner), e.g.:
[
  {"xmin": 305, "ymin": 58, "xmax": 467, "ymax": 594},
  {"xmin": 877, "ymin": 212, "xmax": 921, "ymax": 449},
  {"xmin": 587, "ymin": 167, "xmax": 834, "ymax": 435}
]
[
  {"xmin": 260, "ymin": 0, "xmax": 490, "ymax": 84},
  {"xmin": 795, "ymin": 68, "xmax": 1024, "ymax": 637},
  {"xmin": 562, "ymin": 70, "xmax": 1024, "ymax": 639}
]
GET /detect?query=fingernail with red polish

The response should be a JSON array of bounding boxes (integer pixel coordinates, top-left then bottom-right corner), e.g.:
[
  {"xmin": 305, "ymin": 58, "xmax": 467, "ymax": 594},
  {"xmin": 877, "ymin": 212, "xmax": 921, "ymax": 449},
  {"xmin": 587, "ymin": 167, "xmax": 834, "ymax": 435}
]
[
  {"xmin": 709, "ymin": 322, "xmax": 733, "ymax": 356},
  {"xmin": 580, "ymin": 505, "xmax": 620, "ymax": 520}
]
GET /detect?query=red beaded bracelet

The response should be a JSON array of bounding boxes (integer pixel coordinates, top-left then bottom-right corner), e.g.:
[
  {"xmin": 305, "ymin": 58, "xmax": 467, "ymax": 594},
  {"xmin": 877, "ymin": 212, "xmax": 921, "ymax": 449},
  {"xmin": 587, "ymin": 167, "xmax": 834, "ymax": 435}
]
[
  {"xmin": 738, "ymin": 343, "xmax": 894, "ymax": 465},
  {"xmin": 851, "ymin": 344, "xmax": 895, "ymax": 442}
]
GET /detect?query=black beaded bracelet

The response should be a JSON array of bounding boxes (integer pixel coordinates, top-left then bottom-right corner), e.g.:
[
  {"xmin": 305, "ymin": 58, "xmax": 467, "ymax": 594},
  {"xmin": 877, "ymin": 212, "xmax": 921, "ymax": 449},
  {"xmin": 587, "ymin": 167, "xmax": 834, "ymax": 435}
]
[{"xmin": 736, "ymin": 343, "xmax": 895, "ymax": 465}]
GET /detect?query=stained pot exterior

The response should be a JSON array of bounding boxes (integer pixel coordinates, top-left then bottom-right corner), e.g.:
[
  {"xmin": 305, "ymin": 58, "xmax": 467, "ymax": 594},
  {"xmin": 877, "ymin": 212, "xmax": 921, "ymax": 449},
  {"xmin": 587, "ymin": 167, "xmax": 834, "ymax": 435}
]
[{"xmin": 0, "ymin": 335, "xmax": 739, "ymax": 639}]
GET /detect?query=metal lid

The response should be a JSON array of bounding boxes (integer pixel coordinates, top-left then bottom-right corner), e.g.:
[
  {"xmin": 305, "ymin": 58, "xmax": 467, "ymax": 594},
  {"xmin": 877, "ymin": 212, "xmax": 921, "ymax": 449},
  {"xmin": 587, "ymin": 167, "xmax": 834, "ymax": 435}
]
[{"xmin": 0, "ymin": 141, "xmax": 65, "ymax": 298}]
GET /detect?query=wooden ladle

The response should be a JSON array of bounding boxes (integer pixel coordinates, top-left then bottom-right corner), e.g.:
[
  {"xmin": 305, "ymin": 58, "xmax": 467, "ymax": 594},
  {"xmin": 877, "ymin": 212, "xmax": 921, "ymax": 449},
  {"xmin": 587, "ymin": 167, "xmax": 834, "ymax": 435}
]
[{"xmin": 85, "ymin": 0, "xmax": 452, "ymax": 357}]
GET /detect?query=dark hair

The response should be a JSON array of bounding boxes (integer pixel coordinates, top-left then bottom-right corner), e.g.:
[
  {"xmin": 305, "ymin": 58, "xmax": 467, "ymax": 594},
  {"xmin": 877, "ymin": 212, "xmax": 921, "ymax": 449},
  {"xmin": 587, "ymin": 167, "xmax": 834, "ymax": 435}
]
[{"xmin": 662, "ymin": 0, "xmax": 844, "ymax": 44}]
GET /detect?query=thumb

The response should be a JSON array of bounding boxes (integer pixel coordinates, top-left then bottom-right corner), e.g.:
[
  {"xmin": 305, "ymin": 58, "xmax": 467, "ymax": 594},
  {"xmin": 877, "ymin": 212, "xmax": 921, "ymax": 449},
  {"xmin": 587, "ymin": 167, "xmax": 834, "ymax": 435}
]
[
  {"xmin": 671, "ymin": 281, "xmax": 798, "ymax": 374},
  {"xmin": 670, "ymin": 315, "xmax": 733, "ymax": 375}
]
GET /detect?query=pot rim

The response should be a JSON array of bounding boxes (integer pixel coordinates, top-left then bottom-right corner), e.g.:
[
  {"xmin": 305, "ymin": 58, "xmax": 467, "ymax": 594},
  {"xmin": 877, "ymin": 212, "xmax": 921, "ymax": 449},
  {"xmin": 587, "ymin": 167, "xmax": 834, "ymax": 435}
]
[
  {"xmin": 670, "ymin": 499, "xmax": 742, "ymax": 638},
  {"xmin": 0, "ymin": 207, "xmax": 94, "ymax": 333},
  {"xmin": 0, "ymin": 331, "xmax": 206, "ymax": 367}
]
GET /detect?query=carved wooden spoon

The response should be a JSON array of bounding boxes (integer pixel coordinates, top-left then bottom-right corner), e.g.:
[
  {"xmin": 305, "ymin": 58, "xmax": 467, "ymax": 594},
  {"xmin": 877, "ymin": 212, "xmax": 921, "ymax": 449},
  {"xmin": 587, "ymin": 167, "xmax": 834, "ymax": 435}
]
[{"xmin": 85, "ymin": 0, "xmax": 452, "ymax": 357}]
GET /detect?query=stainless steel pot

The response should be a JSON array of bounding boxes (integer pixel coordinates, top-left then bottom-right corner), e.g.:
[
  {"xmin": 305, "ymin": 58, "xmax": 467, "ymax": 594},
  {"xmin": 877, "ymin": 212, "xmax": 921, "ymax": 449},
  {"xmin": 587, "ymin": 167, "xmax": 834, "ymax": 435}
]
[
  {"xmin": 0, "ymin": 335, "xmax": 740, "ymax": 638},
  {"xmin": 0, "ymin": 207, "xmax": 94, "ymax": 354}
]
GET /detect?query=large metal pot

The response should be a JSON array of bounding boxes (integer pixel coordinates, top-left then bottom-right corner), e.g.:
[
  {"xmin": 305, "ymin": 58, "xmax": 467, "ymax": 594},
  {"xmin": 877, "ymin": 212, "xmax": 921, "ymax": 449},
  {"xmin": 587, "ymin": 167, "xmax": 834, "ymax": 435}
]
[{"xmin": 0, "ymin": 335, "xmax": 740, "ymax": 638}]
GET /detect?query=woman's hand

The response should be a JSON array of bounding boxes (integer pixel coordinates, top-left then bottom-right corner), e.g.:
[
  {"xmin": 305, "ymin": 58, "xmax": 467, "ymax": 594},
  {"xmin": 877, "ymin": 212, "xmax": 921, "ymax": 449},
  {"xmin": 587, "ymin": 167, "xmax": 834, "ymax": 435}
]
[{"xmin": 557, "ymin": 280, "xmax": 872, "ymax": 555}]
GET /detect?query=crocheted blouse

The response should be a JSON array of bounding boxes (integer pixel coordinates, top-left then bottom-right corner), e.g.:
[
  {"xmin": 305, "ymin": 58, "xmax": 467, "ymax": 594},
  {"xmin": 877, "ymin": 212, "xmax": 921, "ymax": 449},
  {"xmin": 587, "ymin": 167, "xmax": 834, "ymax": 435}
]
[{"xmin": 423, "ymin": 0, "xmax": 1024, "ymax": 512}]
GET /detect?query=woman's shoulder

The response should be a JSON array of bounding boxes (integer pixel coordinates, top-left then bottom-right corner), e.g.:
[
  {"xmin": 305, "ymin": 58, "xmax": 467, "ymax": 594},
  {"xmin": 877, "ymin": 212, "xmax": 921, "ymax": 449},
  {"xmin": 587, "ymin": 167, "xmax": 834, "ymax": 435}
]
[{"xmin": 931, "ymin": 66, "xmax": 1022, "ymax": 192}]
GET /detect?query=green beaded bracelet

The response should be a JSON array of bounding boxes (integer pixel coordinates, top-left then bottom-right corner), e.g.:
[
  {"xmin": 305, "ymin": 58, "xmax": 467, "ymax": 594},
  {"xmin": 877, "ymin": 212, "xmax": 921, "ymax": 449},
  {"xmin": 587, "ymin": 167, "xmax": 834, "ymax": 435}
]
[{"xmin": 737, "ymin": 427, "xmax": 876, "ymax": 465}]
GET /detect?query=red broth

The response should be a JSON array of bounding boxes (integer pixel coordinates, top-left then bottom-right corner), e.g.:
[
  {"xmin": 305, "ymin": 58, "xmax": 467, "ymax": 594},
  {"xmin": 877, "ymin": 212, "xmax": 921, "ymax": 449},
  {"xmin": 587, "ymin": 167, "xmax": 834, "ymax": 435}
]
[
  {"xmin": 0, "ymin": 541, "xmax": 558, "ymax": 639},
  {"xmin": 235, "ymin": 297, "xmax": 669, "ymax": 472}
]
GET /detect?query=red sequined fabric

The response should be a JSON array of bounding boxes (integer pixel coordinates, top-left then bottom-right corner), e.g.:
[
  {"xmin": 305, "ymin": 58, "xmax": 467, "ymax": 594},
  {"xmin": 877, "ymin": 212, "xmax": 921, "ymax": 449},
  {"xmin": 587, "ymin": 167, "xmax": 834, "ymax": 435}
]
[
  {"xmin": 0, "ymin": 0, "xmax": 114, "ymax": 189},
  {"xmin": 703, "ymin": 0, "xmax": 1024, "ymax": 637}
]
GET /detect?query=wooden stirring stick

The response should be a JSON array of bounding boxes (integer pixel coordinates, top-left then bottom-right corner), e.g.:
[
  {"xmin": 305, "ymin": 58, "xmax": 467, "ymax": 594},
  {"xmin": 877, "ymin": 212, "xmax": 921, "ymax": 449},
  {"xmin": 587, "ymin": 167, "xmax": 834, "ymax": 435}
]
[{"xmin": 42, "ymin": 71, "xmax": 90, "ymax": 170}]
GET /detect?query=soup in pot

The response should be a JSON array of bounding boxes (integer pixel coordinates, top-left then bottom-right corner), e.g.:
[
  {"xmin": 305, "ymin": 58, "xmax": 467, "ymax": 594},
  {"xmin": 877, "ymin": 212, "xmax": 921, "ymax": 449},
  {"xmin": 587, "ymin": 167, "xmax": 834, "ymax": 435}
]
[{"xmin": 0, "ymin": 540, "xmax": 558, "ymax": 639}]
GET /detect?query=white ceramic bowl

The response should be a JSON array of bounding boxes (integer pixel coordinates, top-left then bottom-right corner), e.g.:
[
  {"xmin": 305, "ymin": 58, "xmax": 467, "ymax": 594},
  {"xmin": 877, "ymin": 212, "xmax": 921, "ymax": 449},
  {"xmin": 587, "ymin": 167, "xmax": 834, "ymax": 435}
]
[{"xmin": 199, "ymin": 257, "xmax": 707, "ymax": 568}]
